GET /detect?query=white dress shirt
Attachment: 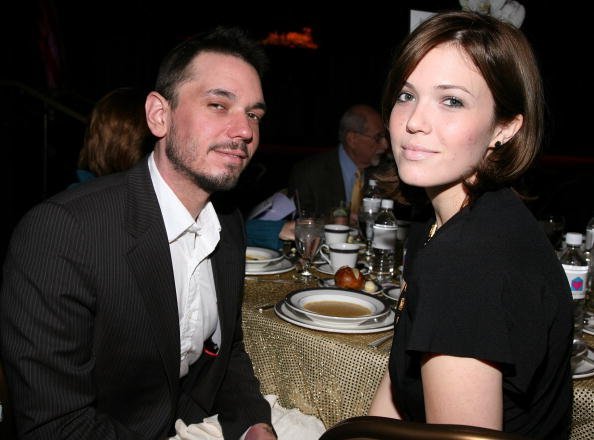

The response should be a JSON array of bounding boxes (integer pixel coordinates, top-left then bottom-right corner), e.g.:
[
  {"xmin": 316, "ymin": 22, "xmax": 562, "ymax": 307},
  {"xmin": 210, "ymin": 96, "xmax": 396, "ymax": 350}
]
[{"xmin": 148, "ymin": 153, "xmax": 221, "ymax": 378}]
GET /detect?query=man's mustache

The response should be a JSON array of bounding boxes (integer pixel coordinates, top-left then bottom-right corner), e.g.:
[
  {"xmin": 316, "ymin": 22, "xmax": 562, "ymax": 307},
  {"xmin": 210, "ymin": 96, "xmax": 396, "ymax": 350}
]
[{"xmin": 208, "ymin": 141, "xmax": 249, "ymax": 158}]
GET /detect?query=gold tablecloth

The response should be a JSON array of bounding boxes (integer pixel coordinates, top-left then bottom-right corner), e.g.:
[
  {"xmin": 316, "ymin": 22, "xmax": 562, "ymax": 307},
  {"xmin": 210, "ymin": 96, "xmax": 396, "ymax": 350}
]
[{"xmin": 241, "ymin": 270, "xmax": 594, "ymax": 438}]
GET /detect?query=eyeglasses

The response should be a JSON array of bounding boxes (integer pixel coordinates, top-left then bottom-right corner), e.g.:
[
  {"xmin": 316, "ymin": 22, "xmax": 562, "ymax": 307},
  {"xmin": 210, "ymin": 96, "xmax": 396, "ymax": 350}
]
[{"xmin": 355, "ymin": 131, "xmax": 387, "ymax": 143}]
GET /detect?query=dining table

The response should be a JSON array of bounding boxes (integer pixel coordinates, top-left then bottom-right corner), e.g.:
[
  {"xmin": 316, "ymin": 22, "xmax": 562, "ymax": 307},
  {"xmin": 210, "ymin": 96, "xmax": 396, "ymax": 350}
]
[{"xmin": 240, "ymin": 266, "xmax": 594, "ymax": 440}]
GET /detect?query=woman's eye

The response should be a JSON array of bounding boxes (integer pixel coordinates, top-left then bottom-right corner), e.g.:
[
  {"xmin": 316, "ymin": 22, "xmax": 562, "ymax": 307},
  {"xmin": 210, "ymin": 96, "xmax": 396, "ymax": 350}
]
[
  {"xmin": 444, "ymin": 97, "xmax": 463, "ymax": 108},
  {"xmin": 396, "ymin": 92, "xmax": 414, "ymax": 102}
]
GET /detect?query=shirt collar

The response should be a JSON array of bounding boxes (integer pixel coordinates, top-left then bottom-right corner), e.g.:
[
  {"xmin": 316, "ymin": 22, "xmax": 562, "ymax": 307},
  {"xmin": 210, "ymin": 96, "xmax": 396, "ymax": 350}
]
[
  {"xmin": 148, "ymin": 152, "xmax": 221, "ymax": 243},
  {"xmin": 338, "ymin": 144, "xmax": 358, "ymax": 178}
]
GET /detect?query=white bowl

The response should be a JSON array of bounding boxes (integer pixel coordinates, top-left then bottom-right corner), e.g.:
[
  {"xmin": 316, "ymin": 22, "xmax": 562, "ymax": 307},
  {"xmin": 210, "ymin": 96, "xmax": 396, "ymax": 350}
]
[
  {"xmin": 245, "ymin": 246, "xmax": 284, "ymax": 269},
  {"xmin": 285, "ymin": 288, "xmax": 390, "ymax": 325}
]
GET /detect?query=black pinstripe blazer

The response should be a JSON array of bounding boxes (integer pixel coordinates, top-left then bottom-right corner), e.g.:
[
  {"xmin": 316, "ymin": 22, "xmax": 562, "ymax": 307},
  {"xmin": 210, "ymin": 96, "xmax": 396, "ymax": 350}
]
[{"xmin": 0, "ymin": 158, "xmax": 270, "ymax": 439}]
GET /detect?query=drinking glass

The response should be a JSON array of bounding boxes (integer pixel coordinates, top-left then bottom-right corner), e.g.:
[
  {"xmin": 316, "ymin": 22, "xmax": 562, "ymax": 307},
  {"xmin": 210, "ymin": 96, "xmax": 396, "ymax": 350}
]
[
  {"xmin": 294, "ymin": 215, "xmax": 324, "ymax": 281},
  {"xmin": 358, "ymin": 198, "xmax": 381, "ymax": 259}
]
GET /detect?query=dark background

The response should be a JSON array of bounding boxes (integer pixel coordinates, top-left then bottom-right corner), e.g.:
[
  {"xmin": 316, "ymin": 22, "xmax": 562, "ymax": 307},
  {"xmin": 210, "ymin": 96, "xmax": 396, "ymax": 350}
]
[{"xmin": 2, "ymin": 0, "xmax": 593, "ymax": 257}]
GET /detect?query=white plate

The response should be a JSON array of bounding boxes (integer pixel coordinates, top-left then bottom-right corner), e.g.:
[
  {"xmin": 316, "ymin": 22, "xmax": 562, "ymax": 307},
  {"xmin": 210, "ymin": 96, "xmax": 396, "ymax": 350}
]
[
  {"xmin": 275, "ymin": 301, "xmax": 394, "ymax": 334},
  {"xmin": 245, "ymin": 246, "xmax": 284, "ymax": 270},
  {"xmin": 573, "ymin": 347, "xmax": 594, "ymax": 379},
  {"xmin": 245, "ymin": 258, "xmax": 295, "ymax": 275},
  {"xmin": 384, "ymin": 286, "xmax": 401, "ymax": 301},
  {"xmin": 285, "ymin": 288, "xmax": 390, "ymax": 325},
  {"xmin": 318, "ymin": 278, "xmax": 382, "ymax": 295},
  {"xmin": 315, "ymin": 263, "xmax": 368, "ymax": 276}
]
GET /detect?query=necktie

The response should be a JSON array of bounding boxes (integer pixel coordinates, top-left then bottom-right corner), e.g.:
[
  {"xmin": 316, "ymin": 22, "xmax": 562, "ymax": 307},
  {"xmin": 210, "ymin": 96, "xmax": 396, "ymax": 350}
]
[{"xmin": 349, "ymin": 169, "xmax": 363, "ymax": 222}]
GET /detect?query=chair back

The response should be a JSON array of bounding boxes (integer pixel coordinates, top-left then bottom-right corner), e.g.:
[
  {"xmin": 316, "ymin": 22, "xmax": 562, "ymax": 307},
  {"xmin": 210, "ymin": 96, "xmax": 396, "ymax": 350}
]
[
  {"xmin": 0, "ymin": 359, "xmax": 17, "ymax": 439},
  {"xmin": 320, "ymin": 416, "xmax": 530, "ymax": 440}
]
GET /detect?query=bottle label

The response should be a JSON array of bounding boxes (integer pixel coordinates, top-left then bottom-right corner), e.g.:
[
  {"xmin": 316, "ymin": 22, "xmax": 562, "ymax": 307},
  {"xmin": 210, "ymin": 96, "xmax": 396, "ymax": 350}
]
[
  {"xmin": 562, "ymin": 264, "xmax": 588, "ymax": 300},
  {"xmin": 372, "ymin": 224, "xmax": 397, "ymax": 250},
  {"xmin": 362, "ymin": 197, "xmax": 381, "ymax": 212}
]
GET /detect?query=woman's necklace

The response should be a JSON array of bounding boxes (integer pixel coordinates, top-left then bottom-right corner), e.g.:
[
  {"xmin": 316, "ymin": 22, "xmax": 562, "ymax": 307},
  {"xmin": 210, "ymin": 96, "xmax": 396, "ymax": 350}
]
[{"xmin": 424, "ymin": 222, "xmax": 438, "ymax": 246}]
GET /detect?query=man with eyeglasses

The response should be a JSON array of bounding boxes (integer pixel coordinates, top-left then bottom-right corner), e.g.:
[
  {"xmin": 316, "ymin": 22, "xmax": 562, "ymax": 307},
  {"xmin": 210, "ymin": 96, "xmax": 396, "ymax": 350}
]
[{"xmin": 288, "ymin": 104, "xmax": 389, "ymax": 222}]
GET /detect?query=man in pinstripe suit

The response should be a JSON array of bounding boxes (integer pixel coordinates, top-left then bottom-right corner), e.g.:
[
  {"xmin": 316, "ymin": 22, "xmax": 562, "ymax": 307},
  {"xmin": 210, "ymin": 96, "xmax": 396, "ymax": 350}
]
[{"xmin": 1, "ymin": 28, "xmax": 275, "ymax": 439}]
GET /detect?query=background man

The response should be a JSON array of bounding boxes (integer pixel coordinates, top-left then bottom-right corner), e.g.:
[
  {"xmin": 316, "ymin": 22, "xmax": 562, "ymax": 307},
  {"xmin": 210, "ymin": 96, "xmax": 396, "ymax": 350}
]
[{"xmin": 288, "ymin": 104, "xmax": 388, "ymax": 221}]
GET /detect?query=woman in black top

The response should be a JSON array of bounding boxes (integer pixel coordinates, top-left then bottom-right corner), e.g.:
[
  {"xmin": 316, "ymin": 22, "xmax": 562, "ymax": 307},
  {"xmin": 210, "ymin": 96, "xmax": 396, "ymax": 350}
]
[{"xmin": 368, "ymin": 11, "xmax": 573, "ymax": 439}]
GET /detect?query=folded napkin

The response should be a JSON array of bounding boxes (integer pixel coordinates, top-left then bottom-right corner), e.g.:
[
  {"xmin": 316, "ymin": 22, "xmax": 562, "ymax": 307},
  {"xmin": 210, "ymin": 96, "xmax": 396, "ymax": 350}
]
[
  {"xmin": 170, "ymin": 395, "xmax": 325, "ymax": 440},
  {"xmin": 248, "ymin": 193, "xmax": 296, "ymax": 221}
]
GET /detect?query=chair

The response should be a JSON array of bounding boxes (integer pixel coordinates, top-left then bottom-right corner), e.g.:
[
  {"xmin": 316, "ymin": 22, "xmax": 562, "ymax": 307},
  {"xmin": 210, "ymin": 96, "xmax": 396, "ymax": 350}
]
[
  {"xmin": 320, "ymin": 416, "xmax": 529, "ymax": 440},
  {"xmin": 0, "ymin": 359, "xmax": 17, "ymax": 439}
]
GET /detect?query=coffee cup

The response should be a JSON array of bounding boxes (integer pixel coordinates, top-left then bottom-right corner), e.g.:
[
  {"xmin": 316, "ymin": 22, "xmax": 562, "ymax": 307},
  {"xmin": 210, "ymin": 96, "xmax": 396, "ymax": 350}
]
[
  {"xmin": 320, "ymin": 242, "xmax": 360, "ymax": 273},
  {"xmin": 324, "ymin": 224, "xmax": 350, "ymax": 245}
]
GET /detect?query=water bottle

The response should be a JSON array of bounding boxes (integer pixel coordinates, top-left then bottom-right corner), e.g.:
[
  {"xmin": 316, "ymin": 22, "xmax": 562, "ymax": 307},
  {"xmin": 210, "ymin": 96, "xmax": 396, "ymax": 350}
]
[
  {"xmin": 586, "ymin": 216, "xmax": 594, "ymax": 252},
  {"xmin": 371, "ymin": 199, "xmax": 397, "ymax": 283},
  {"xmin": 363, "ymin": 179, "xmax": 381, "ymax": 200},
  {"xmin": 560, "ymin": 232, "xmax": 589, "ymax": 342},
  {"xmin": 585, "ymin": 216, "xmax": 594, "ymax": 318}
]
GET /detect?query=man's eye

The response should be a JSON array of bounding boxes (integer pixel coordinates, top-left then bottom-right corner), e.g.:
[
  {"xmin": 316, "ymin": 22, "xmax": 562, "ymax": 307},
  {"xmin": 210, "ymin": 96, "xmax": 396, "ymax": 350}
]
[{"xmin": 247, "ymin": 112, "xmax": 262, "ymax": 122}]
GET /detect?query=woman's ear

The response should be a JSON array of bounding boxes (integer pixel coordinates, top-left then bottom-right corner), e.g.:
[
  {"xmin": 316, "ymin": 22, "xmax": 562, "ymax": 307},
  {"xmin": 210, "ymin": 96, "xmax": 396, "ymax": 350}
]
[
  {"xmin": 145, "ymin": 92, "xmax": 169, "ymax": 138},
  {"xmin": 494, "ymin": 114, "xmax": 524, "ymax": 146}
]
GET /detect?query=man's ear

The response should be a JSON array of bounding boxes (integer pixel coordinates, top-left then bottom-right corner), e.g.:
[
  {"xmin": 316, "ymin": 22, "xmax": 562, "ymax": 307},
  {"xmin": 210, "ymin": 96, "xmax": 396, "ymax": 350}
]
[
  {"xmin": 145, "ymin": 91, "xmax": 169, "ymax": 138},
  {"xmin": 345, "ymin": 130, "xmax": 357, "ymax": 146}
]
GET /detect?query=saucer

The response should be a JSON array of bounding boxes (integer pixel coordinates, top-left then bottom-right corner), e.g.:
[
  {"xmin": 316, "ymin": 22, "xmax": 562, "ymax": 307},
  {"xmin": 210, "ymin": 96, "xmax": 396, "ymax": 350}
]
[
  {"xmin": 572, "ymin": 347, "xmax": 594, "ymax": 379},
  {"xmin": 315, "ymin": 263, "xmax": 335, "ymax": 275},
  {"xmin": 245, "ymin": 258, "xmax": 295, "ymax": 275}
]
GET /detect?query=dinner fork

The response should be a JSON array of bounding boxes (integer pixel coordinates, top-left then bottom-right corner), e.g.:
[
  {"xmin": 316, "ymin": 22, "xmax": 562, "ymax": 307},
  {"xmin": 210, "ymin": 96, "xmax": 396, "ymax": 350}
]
[{"xmin": 367, "ymin": 333, "xmax": 393, "ymax": 349}]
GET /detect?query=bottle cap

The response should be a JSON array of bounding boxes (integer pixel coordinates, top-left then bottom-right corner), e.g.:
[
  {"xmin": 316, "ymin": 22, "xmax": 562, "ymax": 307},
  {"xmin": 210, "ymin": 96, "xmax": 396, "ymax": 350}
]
[
  {"xmin": 380, "ymin": 199, "xmax": 394, "ymax": 209},
  {"xmin": 369, "ymin": 179, "xmax": 377, "ymax": 186},
  {"xmin": 565, "ymin": 232, "xmax": 583, "ymax": 246}
]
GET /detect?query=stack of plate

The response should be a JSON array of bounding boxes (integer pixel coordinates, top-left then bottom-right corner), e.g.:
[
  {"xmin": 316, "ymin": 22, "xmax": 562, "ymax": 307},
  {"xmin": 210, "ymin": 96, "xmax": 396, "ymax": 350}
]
[
  {"xmin": 245, "ymin": 246, "xmax": 294, "ymax": 275},
  {"xmin": 275, "ymin": 288, "xmax": 394, "ymax": 334}
]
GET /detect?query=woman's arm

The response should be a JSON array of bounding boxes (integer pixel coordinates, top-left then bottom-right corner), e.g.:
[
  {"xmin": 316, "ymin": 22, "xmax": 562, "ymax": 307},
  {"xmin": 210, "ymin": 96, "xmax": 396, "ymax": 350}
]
[
  {"xmin": 368, "ymin": 371, "xmax": 402, "ymax": 419},
  {"xmin": 421, "ymin": 354, "xmax": 503, "ymax": 429}
]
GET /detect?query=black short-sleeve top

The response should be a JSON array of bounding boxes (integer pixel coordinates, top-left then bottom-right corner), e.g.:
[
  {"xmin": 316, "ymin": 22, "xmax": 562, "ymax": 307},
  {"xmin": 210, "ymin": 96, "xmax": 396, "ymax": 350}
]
[{"xmin": 388, "ymin": 188, "xmax": 573, "ymax": 439}]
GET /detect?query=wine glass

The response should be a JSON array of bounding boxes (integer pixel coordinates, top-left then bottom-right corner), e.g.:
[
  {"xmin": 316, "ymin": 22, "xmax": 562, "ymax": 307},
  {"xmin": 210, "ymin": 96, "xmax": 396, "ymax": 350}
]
[
  {"xmin": 294, "ymin": 215, "xmax": 324, "ymax": 281},
  {"xmin": 358, "ymin": 197, "xmax": 381, "ymax": 259}
]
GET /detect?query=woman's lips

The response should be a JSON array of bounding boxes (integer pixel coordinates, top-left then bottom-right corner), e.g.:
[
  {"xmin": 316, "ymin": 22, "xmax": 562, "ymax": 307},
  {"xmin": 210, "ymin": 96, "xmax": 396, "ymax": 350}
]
[{"xmin": 401, "ymin": 145, "xmax": 438, "ymax": 161}]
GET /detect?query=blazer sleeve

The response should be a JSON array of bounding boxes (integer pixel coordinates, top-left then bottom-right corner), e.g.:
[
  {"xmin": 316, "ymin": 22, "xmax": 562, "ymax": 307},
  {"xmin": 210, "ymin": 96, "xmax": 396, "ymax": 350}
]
[{"xmin": 0, "ymin": 202, "xmax": 142, "ymax": 440}]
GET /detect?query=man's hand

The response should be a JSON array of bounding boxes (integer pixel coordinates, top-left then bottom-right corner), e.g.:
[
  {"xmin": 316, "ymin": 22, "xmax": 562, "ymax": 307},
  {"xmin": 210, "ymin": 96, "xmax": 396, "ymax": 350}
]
[
  {"xmin": 244, "ymin": 423, "xmax": 277, "ymax": 440},
  {"xmin": 278, "ymin": 220, "xmax": 295, "ymax": 241}
]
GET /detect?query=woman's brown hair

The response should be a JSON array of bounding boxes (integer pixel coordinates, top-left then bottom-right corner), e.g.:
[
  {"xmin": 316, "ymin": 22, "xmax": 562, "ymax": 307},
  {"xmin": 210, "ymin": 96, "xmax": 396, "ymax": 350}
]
[
  {"xmin": 381, "ymin": 10, "xmax": 544, "ymax": 204},
  {"xmin": 78, "ymin": 87, "xmax": 153, "ymax": 176}
]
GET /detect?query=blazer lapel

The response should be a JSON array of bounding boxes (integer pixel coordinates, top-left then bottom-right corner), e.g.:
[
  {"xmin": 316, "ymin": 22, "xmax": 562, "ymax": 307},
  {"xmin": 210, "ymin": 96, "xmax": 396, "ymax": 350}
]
[
  {"xmin": 124, "ymin": 160, "xmax": 180, "ymax": 402},
  {"xmin": 210, "ymin": 210, "xmax": 245, "ymax": 351}
]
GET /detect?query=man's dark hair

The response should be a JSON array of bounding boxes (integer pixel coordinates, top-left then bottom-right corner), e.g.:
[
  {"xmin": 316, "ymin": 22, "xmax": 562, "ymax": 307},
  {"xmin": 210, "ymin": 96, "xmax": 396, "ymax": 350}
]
[{"xmin": 155, "ymin": 26, "xmax": 268, "ymax": 107}]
